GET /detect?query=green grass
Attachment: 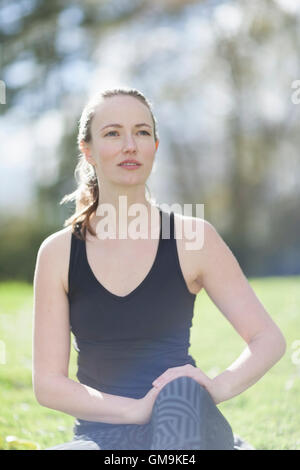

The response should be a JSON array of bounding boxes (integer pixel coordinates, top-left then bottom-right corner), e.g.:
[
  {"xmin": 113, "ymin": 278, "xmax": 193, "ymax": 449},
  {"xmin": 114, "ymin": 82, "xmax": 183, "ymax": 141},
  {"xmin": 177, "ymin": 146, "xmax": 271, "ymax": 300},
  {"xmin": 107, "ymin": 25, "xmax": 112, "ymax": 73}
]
[{"xmin": 0, "ymin": 277, "xmax": 299, "ymax": 450}]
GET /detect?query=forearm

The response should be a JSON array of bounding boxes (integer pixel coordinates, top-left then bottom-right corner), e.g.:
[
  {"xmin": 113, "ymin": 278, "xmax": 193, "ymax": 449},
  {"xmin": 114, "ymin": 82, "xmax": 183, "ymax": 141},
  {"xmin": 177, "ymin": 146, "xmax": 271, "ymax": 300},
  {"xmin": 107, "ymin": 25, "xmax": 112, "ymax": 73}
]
[
  {"xmin": 210, "ymin": 329, "xmax": 286, "ymax": 404},
  {"xmin": 34, "ymin": 375, "xmax": 137, "ymax": 424}
]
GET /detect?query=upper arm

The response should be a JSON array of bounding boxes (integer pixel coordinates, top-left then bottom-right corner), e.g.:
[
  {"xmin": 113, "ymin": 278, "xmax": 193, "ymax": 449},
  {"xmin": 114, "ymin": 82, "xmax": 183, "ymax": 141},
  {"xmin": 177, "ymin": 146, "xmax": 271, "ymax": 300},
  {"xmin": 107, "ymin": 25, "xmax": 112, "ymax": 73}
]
[
  {"xmin": 197, "ymin": 220, "xmax": 286, "ymax": 346},
  {"xmin": 32, "ymin": 230, "xmax": 71, "ymax": 401}
]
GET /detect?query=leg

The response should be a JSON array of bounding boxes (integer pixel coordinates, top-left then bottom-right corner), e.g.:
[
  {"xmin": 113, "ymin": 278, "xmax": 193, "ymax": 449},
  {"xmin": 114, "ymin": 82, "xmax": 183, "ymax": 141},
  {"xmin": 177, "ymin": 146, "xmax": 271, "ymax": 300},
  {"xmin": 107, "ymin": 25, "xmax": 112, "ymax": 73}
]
[
  {"xmin": 45, "ymin": 376, "xmax": 239, "ymax": 450},
  {"xmin": 149, "ymin": 375, "xmax": 235, "ymax": 450},
  {"xmin": 68, "ymin": 421, "xmax": 153, "ymax": 450},
  {"xmin": 45, "ymin": 438, "xmax": 101, "ymax": 450}
]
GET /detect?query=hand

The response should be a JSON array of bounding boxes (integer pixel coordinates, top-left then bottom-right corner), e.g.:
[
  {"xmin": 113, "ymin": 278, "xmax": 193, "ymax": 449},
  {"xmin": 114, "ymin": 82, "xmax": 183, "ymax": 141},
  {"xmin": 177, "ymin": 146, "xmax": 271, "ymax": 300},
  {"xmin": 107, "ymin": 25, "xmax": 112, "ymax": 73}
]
[
  {"xmin": 152, "ymin": 364, "xmax": 221, "ymax": 404},
  {"xmin": 124, "ymin": 386, "xmax": 162, "ymax": 425}
]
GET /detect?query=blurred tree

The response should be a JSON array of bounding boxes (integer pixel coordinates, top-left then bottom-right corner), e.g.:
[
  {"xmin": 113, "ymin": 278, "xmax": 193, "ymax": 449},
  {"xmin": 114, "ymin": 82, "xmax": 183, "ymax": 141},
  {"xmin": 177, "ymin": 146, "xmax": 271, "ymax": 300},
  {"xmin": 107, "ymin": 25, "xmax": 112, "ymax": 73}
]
[
  {"xmin": 0, "ymin": 0, "xmax": 150, "ymax": 115},
  {"xmin": 1, "ymin": 0, "xmax": 300, "ymax": 280},
  {"xmin": 0, "ymin": 0, "xmax": 203, "ymax": 116}
]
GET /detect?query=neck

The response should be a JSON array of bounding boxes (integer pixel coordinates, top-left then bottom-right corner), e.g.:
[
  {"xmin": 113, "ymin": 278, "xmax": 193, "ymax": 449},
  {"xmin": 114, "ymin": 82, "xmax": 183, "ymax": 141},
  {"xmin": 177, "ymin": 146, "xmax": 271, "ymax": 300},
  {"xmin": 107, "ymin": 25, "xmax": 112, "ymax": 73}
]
[
  {"xmin": 98, "ymin": 180, "xmax": 152, "ymax": 211},
  {"xmin": 89, "ymin": 182, "xmax": 158, "ymax": 240}
]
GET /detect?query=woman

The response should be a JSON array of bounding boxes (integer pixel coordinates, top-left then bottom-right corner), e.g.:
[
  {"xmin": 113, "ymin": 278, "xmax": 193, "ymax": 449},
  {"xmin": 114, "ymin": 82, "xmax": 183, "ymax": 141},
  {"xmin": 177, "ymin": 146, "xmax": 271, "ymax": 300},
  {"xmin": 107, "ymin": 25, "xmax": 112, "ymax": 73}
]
[{"xmin": 33, "ymin": 87, "xmax": 286, "ymax": 450}]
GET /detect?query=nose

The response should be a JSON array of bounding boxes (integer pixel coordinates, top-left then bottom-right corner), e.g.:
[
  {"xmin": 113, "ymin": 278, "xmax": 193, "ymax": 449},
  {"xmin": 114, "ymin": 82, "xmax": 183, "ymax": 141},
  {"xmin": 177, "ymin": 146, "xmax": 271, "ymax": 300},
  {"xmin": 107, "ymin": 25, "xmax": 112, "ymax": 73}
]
[{"xmin": 122, "ymin": 134, "xmax": 137, "ymax": 153}]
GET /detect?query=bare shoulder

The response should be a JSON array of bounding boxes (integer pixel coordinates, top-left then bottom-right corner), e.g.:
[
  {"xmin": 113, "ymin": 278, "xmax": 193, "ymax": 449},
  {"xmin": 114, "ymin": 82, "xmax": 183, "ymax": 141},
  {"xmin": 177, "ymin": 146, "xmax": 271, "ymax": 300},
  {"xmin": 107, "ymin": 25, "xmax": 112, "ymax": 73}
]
[
  {"xmin": 38, "ymin": 225, "xmax": 72, "ymax": 255},
  {"xmin": 173, "ymin": 211, "xmax": 209, "ymax": 251},
  {"xmin": 172, "ymin": 212, "xmax": 209, "ymax": 288},
  {"xmin": 173, "ymin": 212, "xmax": 226, "ymax": 282},
  {"xmin": 36, "ymin": 226, "xmax": 73, "ymax": 293},
  {"xmin": 173, "ymin": 211, "xmax": 206, "ymax": 234}
]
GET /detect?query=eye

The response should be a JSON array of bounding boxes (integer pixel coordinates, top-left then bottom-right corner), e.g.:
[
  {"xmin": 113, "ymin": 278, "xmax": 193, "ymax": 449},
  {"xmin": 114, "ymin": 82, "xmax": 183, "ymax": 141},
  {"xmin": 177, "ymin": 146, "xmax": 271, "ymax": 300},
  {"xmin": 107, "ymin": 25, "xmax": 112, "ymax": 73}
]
[
  {"xmin": 138, "ymin": 130, "xmax": 151, "ymax": 135},
  {"xmin": 104, "ymin": 130, "xmax": 151, "ymax": 137},
  {"xmin": 104, "ymin": 130, "xmax": 118, "ymax": 137}
]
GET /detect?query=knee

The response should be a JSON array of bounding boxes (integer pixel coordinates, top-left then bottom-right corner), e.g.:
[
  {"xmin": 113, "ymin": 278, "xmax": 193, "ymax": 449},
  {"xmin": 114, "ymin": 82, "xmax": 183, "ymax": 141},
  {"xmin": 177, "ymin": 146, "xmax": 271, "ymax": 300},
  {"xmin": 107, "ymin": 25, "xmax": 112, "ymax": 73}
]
[
  {"xmin": 168, "ymin": 375, "xmax": 199, "ymax": 387},
  {"xmin": 168, "ymin": 375, "xmax": 207, "ymax": 389},
  {"xmin": 158, "ymin": 375, "xmax": 211, "ymax": 398},
  {"xmin": 152, "ymin": 376, "xmax": 216, "ymax": 418}
]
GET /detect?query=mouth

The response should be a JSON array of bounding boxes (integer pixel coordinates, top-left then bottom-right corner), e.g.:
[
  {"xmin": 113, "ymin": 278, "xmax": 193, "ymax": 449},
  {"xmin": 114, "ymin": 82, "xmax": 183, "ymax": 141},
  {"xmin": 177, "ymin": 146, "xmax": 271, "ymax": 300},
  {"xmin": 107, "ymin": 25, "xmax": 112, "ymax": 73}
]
[{"xmin": 118, "ymin": 160, "xmax": 142, "ymax": 169}]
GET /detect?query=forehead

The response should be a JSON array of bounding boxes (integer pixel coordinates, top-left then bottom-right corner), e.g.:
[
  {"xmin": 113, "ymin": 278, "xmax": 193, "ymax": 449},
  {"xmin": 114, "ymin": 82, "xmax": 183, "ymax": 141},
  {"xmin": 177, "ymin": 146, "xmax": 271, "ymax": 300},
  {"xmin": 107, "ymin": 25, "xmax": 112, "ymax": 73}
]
[{"xmin": 92, "ymin": 95, "xmax": 152, "ymax": 129}]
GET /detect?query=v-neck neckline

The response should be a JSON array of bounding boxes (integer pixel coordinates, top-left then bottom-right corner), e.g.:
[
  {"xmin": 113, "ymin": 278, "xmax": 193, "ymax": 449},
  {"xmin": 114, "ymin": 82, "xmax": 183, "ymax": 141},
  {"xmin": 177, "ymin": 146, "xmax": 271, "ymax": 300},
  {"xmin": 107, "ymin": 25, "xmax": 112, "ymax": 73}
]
[{"xmin": 83, "ymin": 207, "xmax": 163, "ymax": 302}]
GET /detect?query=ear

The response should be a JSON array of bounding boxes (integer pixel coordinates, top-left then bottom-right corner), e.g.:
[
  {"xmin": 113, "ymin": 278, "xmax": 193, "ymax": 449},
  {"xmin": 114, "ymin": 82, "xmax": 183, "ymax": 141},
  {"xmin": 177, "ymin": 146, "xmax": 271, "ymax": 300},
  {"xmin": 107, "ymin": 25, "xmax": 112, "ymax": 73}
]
[
  {"xmin": 79, "ymin": 140, "xmax": 95, "ymax": 166},
  {"xmin": 155, "ymin": 139, "xmax": 159, "ymax": 151}
]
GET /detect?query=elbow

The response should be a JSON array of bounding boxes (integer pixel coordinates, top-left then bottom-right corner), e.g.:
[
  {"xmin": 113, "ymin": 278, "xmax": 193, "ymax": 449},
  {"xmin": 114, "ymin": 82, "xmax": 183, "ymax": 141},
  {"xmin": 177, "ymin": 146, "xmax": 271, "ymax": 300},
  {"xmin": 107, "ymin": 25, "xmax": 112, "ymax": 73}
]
[
  {"xmin": 33, "ymin": 372, "xmax": 68, "ymax": 408},
  {"xmin": 278, "ymin": 334, "xmax": 287, "ymax": 359},
  {"xmin": 271, "ymin": 327, "xmax": 287, "ymax": 358},
  {"xmin": 252, "ymin": 326, "xmax": 287, "ymax": 360},
  {"xmin": 33, "ymin": 381, "xmax": 49, "ymax": 407},
  {"xmin": 264, "ymin": 327, "xmax": 287, "ymax": 359},
  {"xmin": 35, "ymin": 394, "xmax": 48, "ymax": 408},
  {"xmin": 33, "ymin": 374, "xmax": 59, "ymax": 408},
  {"xmin": 34, "ymin": 391, "xmax": 47, "ymax": 407}
]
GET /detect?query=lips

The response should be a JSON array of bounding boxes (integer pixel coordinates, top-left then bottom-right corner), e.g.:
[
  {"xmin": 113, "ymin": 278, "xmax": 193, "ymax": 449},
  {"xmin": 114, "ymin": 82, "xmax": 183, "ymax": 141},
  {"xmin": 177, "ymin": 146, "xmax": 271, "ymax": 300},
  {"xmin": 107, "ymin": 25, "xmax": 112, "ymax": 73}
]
[{"xmin": 118, "ymin": 159, "xmax": 141, "ymax": 166}]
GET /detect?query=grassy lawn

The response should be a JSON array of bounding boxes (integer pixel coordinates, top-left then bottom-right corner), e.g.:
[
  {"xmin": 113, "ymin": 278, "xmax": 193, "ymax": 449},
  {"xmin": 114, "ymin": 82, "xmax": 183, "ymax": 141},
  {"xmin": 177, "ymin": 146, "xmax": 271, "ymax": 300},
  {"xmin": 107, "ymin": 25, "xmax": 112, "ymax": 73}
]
[{"xmin": 0, "ymin": 277, "xmax": 299, "ymax": 450}]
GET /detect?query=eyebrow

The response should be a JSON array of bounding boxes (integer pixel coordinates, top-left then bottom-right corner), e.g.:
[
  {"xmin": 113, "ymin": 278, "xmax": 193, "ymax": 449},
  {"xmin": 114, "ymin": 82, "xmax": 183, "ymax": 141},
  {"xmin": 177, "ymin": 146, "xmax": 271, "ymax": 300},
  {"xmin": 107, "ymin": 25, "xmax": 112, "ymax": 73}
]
[{"xmin": 100, "ymin": 123, "xmax": 152, "ymax": 131}]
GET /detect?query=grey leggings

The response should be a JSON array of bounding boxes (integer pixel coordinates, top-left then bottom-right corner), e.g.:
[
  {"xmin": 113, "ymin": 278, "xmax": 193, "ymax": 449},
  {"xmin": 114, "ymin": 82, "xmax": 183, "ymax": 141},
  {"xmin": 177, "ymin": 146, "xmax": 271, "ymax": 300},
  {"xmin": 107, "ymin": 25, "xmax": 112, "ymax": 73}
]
[{"xmin": 46, "ymin": 376, "xmax": 244, "ymax": 450}]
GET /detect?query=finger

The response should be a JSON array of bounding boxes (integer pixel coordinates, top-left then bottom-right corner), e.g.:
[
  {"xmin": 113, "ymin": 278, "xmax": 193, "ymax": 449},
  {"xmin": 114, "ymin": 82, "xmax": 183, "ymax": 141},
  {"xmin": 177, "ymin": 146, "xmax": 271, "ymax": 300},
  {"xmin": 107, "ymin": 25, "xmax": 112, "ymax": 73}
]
[
  {"xmin": 153, "ymin": 374, "xmax": 182, "ymax": 388},
  {"xmin": 153, "ymin": 373, "xmax": 173, "ymax": 386},
  {"xmin": 148, "ymin": 385, "xmax": 163, "ymax": 395},
  {"xmin": 152, "ymin": 376, "xmax": 169, "ymax": 387},
  {"xmin": 152, "ymin": 365, "xmax": 195, "ymax": 387}
]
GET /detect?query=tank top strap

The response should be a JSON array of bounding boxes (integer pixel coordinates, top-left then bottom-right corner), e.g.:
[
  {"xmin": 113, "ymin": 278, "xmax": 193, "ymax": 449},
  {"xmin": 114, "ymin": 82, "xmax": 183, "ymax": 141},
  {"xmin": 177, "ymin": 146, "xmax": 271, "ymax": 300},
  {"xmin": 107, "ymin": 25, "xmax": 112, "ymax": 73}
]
[
  {"xmin": 170, "ymin": 210, "xmax": 175, "ymax": 240},
  {"xmin": 160, "ymin": 209, "xmax": 187, "ymax": 287},
  {"xmin": 160, "ymin": 208, "xmax": 175, "ymax": 242},
  {"xmin": 68, "ymin": 230, "xmax": 85, "ymax": 298}
]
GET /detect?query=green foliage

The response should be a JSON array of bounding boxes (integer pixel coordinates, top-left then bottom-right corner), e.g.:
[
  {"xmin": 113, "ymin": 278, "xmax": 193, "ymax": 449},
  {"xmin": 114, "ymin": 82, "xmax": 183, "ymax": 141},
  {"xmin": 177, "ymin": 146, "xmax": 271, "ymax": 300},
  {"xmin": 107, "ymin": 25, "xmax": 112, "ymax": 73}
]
[{"xmin": 0, "ymin": 215, "xmax": 59, "ymax": 282}]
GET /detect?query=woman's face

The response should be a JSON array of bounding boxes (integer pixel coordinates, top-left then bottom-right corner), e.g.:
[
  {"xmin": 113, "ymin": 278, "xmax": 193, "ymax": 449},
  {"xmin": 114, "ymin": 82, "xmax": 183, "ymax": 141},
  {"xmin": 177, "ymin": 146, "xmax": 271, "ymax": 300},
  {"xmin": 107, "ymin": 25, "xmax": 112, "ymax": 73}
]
[{"xmin": 82, "ymin": 95, "xmax": 159, "ymax": 188}]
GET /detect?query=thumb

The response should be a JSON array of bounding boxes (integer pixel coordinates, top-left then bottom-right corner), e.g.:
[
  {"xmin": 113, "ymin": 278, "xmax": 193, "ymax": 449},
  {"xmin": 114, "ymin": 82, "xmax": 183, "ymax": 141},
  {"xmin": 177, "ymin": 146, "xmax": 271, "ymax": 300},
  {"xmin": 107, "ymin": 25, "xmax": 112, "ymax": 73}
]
[{"xmin": 145, "ymin": 385, "xmax": 161, "ymax": 398}]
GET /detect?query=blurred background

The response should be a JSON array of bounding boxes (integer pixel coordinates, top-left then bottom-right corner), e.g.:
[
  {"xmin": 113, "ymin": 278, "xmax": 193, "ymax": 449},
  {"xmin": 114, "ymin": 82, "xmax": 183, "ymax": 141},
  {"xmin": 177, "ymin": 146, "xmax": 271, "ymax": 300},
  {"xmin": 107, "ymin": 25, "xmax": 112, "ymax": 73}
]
[
  {"xmin": 0, "ymin": 0, "xmax": 300, "ymax": 450},
  {"xmin": 1, "ymin": 0, "xmax": 300, "ymax": 281}
]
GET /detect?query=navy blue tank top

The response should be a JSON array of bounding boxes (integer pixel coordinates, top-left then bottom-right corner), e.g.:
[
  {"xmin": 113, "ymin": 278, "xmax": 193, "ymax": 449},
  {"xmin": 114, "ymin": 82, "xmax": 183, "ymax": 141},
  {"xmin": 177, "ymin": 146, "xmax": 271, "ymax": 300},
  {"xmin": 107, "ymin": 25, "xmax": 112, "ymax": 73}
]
[{"xmin": 68, "ymin": 207, "xmax": 197, "ymax": 401}]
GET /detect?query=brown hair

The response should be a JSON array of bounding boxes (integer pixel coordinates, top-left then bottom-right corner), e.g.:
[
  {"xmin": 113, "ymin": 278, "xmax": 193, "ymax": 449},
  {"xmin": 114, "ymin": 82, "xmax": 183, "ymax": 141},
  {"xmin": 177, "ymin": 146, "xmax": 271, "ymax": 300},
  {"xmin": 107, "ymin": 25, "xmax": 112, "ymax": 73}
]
[{"xmin": 60, "ymin": 87, "xmax": 159, "ymax": 240}]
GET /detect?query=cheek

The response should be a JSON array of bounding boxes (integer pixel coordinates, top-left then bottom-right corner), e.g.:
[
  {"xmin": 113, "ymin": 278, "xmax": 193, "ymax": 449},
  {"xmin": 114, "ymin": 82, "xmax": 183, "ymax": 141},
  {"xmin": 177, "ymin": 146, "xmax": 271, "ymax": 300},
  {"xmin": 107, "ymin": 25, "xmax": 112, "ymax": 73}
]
[
  {"xmin": 145, "ymin": 150, "xmax": 156, "ymax": 166},
  {"xmin": 142, "ymin": 142, "xmax": 156, "ymax": 160},
  {"xmin": 96, "ymin": 142, "xmax": 118, "ymax": 162}
]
